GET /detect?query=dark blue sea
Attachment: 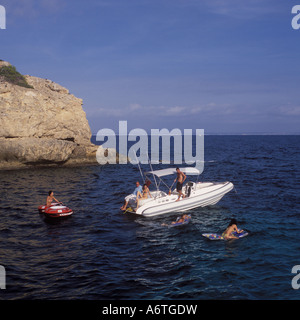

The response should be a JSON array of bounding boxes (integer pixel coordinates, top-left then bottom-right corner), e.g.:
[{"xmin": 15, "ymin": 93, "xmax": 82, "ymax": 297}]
[{"xmin": 0, "ymin": 135, "xmax": 299, "ymax": 300}]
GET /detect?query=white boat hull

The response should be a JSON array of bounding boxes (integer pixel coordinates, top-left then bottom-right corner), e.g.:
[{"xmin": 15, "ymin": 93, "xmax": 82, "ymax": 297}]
[{"xmin": 127, "ymin": 181, "xmax": 234, "ymax": 217}]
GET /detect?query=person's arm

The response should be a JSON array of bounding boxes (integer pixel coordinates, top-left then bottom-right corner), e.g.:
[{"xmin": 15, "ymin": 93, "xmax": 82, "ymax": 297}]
[
  {"xmin": 233, "ymin": 225, "xmax": 243, "ymax": 233},
  {"xmin": 182, "ymin": 172, "xmax": 186, "ymax": 182},
  {"xmin": 232, "ymin": 225, "xmax": 237, "ymax": 232},
  {"xmin": 147, "ymin": 187, "xmax": 152, "ymax": 198},
  {"xmin": 53, "ymin": 196, "xmax": 60, "ymax": 203}
]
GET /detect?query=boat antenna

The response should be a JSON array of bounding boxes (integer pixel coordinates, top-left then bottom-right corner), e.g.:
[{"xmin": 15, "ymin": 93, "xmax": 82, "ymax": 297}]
[
  {"xmin": 169, "ymin": 179, "xmax": 176, "ymax": 194},
  {"xmin": 195, "ymin": 160, "xmax": 203, "ymax": 183},
  {"xmin": 134, "ymin": 149, "xmax": 145, "ymax": 184},
  {"xmin": 148, "ymin": 157, "xmax": 159, "ymax": 193}
]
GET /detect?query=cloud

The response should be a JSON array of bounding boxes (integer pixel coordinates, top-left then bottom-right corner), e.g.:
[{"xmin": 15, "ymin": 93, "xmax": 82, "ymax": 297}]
[
  {"xmin": 184, "ymin": 0, "xmax": 283, "ymax": 19},
  {"xmin": 129, "ymin": 103, "xmax": 142, "ymax": 111},
  {"xmin": 89, "ymin": 101, "xmax": 300, "ymax": 124},
  {"xmin": 2, "ymin": 0, "xmax": 66, "ymax": 18},
  {"xmin": 167, "ymin": 106, "xmax": 186, "ymax": 114},
  {"xmin": 89, "ymin": 102, "xmax": 237, "ymax": 119},
  {"xmin": 278, "ymin": 105, "xmax": 300, "ymax": 116}
]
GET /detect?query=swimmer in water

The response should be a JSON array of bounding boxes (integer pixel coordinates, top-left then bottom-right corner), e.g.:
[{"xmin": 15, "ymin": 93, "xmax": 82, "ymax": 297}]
[{"xmin": 162, "ymin": 214, "xmax": 190, "ymax": 226}]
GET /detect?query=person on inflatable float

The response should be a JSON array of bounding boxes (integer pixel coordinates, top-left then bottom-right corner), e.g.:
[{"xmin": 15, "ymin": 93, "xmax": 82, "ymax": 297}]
[
  {"xmin": 46, "ymin": 191, "xmax": 61, "ymax": 207},
  {"xmin": 222, "ymin": 219, "xmax": 244, "ymax": 240}
]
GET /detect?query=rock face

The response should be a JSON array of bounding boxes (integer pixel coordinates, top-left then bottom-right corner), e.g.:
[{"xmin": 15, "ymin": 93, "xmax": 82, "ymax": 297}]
[
  {"xmin": 0, "ymin": 61, "xmax": 11, "ymax": 68},
  {"xmin": 0, "ymin": 62, "xmax": 110, "ymax": 169}
]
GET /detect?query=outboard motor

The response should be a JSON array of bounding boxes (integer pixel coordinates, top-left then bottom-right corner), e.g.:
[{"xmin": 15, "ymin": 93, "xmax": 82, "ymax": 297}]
[
  {"xmin": 187, "ymin": 186, "xmax": 191, "ymax": 197},
  {"xmin": 186, "ymin": 182, "xmax": 193, "ymax": 197}
]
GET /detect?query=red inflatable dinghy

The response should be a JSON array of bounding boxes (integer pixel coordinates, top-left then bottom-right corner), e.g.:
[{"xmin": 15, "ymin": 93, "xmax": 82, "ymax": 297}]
[
  {"xmin": 44, "ymin": 205, "xmax": 73, "ymax": 218},
  {"xmin": 38, "ymin": 203, "xmax": 59, "ymax": 214}
]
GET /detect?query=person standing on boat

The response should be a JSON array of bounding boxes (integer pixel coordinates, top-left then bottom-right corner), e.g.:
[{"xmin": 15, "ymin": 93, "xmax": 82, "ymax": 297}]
[
  {"xmin": 46, "ymin": 191, "xmax": 60, "ymax": 207},
  {"xmin": 174, "ymin": 168, "xmax": 186, "ymax": 201},
  {"xmin": 120, "ymin": 181, "xmax": 143, "ymax": 211}
]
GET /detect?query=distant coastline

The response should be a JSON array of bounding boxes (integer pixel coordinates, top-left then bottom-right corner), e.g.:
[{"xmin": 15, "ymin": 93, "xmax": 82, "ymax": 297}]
[{"xmin": 91, "ymin": 132, "xmax": 300, "ymax": 138}]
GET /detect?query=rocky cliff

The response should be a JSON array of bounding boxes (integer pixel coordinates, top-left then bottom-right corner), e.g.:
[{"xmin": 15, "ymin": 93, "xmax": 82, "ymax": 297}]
[{"xmin": 0, "ymin": 61, "xmax": 111, "ymax": 170}]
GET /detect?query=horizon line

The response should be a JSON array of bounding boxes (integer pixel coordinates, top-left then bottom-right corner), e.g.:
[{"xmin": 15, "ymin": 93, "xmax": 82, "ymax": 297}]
[{"xmin": 91, "ymin": 132, "xmax": 300, "ymax": 136}]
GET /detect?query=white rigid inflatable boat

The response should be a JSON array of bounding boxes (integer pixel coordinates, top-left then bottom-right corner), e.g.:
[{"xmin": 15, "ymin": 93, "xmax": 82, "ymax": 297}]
[{"xmin": 125, "ymin": 167, "xmax": 234, "ymax": 217}]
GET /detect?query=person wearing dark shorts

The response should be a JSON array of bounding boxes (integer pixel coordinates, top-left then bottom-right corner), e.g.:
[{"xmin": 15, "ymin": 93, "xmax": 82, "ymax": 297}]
[
  {"xmin": 176, "ymin": 181, "xmax": 183, "ymax": 191},
  {"xmin": 174, "ymin": 168, "xmax": 186, "ymax": 201}
]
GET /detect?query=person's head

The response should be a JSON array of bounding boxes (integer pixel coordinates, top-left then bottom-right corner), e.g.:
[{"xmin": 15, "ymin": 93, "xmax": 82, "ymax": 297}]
[
  {"xmin": 143, "ymin": 184, "xmax": 148, "ymax": 190},
  {"xmin": 48, "ymin": 190, "xmax": 53, "ymax": 196},
  {"xmin": 145, "ymin": 179, "xmax": 151, "ymax": 187},
  {"xmin": 136, "ymin": 181, "xmax": 140, "ymax": 187},
  {"xmin": 228, "ymin": 218, "xmax": 237, "ymax": 226},
  {"xmin": 176, "ymin": 167, "xmax": 180, "ymax": 172}
]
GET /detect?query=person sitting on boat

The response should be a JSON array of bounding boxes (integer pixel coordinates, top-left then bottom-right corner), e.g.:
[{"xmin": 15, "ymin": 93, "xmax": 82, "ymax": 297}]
[
  {"xmin": 136, "ymin": 183, "xmax": 152, "ymax": 210},
  {"xmin": 174, "ymin": 168, "xmax": 186, "ymax": 201},
  {"xmin": 222, "ymin": 218, "xmax": 244, "ymax": 240},
  {"xmin": 46, "ymin": 191, "xmax": 61, "ymax": 207},
  {"xmin": 120, "ymin": 181, "xmax": 143, "ymax": 211}
]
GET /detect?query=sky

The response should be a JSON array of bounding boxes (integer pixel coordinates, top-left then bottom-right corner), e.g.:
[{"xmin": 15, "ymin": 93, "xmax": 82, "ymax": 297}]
[{"xmin": 1, "ymin": 0, "xmax": 300, "ymax": 134}]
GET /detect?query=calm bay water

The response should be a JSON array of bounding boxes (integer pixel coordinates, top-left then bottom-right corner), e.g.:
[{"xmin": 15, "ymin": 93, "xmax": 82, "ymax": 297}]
[{"xmin": 0, "ymin": 135, "xmax": 299, "ymax": 300}]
